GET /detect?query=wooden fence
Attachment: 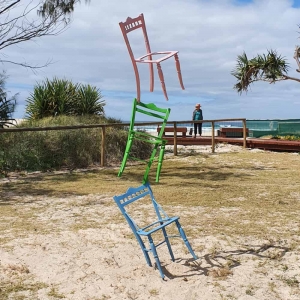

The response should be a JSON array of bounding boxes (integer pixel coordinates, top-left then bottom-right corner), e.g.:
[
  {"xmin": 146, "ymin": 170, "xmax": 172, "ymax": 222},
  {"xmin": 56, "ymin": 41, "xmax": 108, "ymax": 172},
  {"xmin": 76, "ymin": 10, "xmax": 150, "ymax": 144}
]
[{"xmin": 0, "ymin": 118, "xmax": 247, "ymax": 166}]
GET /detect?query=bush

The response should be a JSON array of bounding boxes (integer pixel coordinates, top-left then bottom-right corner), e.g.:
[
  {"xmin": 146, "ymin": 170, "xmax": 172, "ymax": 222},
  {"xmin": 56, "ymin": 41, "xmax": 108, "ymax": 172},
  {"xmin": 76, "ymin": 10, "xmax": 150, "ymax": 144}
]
[
  {"xmin": 0, "ymin": 71, "xmax": 17, "ymax": 128},
  {"xmin": 25, "ymin": 78, "xmax": 105, "ymax": 119},
  {"xmin": 272, "ymin": 135, "xmax": 300, "ymax": 141},
  {"xmin": 0, "ymin": 115, "xmax": 153, "ymax": 175}
]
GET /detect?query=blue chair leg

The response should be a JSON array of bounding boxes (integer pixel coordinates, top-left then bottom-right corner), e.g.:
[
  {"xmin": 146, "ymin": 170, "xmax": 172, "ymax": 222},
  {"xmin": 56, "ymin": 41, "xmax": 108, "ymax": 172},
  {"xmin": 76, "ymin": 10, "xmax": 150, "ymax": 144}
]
[
  {"xmin": 135, "ymin": 234, "xmax": 152, "ymax": 266},
  {"xmin": 175, "ymin": 221, "xmax": 198, "ymax": 260},
  {"xmin": 148, "ymin": 235, "xmax": 165, "ymax": 279},
  {"xmin": 161, "ymin": 227, "xmax": 175, "ymax": 261}
]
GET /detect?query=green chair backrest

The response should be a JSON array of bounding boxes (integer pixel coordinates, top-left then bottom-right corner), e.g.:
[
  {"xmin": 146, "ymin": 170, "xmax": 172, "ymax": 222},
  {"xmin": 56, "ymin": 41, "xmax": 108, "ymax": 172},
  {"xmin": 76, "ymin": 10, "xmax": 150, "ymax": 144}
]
[{"xmin": 129, "ymin": 98, "xmax": 171, "ymax": 137}]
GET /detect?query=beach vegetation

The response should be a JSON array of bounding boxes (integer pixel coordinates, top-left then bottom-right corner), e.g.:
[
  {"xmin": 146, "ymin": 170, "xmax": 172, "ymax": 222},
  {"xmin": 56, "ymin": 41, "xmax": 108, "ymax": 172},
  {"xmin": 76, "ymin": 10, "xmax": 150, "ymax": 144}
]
[
  {"xmin": 208, "ymin": 267, "xmax": 233, "ymax": 279},
  {"xmin": 0, "ymin": 71, "xmax": 17, "ymax": 128},
  {"xmin": 0, "ymin": 278, "xmax": 47, "ymax": 300},
  {"xmin": 245, "ymin": 286, "xmax": 255, "ymax": 296},
  {"xmin": 232, "ymin": 50, "xmax": 291, "ymax": 94},
  {"xmin": 271, "ymin": 135, "xmax": 300, "ymax": 141},
  {"xmin": 149, "ymin": 289, "xmax": 159, "ymax": 296},
  {"xmin": 1, "ymin": 149, "xmax": 300, "ymax": 239},
  {"xmin": 0, "ymin": 115, "xmax": 152, "ymax": 175},
  {"xmin": 47, "ymin": 286, "xmax": 65, "ymax": 298},
  {"xmin": 281, "ymin": 275, "xmax": 299, "ymax": 287},
  {"xmin": 232, "ymin": 30, "xmax": 300, "ymax": 93},
  {"xmin": 25, "ymin": 78, "xmax": 105, "ymax": 120}
]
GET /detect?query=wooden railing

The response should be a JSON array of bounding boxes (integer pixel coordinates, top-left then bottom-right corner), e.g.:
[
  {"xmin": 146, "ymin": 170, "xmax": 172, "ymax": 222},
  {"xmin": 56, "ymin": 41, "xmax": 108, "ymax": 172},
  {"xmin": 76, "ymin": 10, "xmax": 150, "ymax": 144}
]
[
  {"xmin": 0, "ymin": 118, "xmax": 247, "ymax": 166},
  {"xmin": 169, "ymin": 119, "xmax": 247, "ymax": 155}
]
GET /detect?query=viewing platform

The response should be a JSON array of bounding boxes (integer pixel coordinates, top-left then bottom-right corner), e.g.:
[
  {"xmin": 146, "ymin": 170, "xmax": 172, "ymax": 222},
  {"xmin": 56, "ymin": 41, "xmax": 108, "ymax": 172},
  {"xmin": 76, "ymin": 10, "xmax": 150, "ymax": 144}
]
[{"xmin": 162, "ymin": 135, "xmax": 300, "ymax": 152}]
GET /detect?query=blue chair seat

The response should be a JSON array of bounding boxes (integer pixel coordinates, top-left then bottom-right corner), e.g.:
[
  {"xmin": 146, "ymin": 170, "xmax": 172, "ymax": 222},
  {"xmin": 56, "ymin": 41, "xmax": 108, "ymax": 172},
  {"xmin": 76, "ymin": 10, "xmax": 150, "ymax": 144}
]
[{"xmin": 137, "ymin": 216, "xmax": 179, "ymax": 236}]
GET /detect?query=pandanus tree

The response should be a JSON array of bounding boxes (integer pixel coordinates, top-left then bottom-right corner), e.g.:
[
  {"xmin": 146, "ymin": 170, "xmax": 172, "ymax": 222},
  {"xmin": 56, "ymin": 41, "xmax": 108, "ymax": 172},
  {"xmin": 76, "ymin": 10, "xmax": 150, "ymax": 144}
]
[
  {"xmin": 26, "ymin": 78, "xmax": 105, "ymax": 119},
  {"xmin": 232, "ymin": 32, "xmax": 300, "ymax": 94},
  {"xmin": 0, "ymin": 72, "xmax": 17, "ymax": 128},
  {"xmin": 75, "ymin": 84, "xmax": 105, "ymax": 116}
]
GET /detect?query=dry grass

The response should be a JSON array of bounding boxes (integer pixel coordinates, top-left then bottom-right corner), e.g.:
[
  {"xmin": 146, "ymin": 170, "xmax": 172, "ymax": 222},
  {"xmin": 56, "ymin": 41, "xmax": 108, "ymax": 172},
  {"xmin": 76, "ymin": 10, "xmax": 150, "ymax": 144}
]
[{"xmin": 1, "ymin": 149, "xmax": 300, "ymax": 240}]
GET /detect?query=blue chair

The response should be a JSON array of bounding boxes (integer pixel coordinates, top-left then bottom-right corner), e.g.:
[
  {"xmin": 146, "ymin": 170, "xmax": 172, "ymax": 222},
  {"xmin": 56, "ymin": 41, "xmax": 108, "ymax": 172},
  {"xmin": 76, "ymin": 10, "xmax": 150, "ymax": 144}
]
[{"xmin": 113, "ymin": 182, "xmax": 198, "ymax": 279}]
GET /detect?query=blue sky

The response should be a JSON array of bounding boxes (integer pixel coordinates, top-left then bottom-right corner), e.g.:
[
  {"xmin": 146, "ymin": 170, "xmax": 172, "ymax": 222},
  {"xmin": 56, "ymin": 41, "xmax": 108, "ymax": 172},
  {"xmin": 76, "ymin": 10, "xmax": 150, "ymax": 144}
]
[
  {"xmin": 234, "ymin": 0, "xmax": 300, "ymax": 6},
  {"xmin": 292, "ymin": 0, "xmax": 300, "ymax": 7},
  {"xmin": 3, "ymin": 0, "xmax": 300, "ymax": 121}
]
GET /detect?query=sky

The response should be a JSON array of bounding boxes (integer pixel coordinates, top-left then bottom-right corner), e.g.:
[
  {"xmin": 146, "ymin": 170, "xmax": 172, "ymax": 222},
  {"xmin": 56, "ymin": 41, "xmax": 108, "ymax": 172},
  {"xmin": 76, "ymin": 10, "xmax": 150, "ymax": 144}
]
[{"xmin": 3, "ymin": 0, "xmax": 300, "ymax": 121}]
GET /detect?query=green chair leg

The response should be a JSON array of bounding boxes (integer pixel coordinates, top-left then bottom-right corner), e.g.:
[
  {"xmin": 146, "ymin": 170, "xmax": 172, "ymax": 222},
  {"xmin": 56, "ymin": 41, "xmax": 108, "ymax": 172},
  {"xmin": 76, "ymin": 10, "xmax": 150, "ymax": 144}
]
[
  {"xmin": 156, "ymin": 142, "xmax": 166, "ymax": 182},
  {"xmin": 118, "ymin": 134, "xmax": 134, "ymax": 177},
  {"xmin": 142, "ymin": 144, "xmax": 159, "ymax": 183}
]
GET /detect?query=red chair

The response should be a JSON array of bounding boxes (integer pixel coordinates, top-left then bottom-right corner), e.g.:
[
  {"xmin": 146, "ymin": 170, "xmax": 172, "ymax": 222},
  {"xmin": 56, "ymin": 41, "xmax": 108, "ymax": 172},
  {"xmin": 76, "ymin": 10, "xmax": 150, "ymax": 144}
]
[{"xmin": 119, "ymin": 13, "xmax": 185, "ymax": 102}]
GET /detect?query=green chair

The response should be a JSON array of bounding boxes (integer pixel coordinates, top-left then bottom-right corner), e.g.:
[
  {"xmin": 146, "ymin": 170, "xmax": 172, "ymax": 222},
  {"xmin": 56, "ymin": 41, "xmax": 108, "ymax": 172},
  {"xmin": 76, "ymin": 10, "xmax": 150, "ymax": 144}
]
[{"xmin": 118, "ymin": 98, "xmax": 171, "ymax": 183}]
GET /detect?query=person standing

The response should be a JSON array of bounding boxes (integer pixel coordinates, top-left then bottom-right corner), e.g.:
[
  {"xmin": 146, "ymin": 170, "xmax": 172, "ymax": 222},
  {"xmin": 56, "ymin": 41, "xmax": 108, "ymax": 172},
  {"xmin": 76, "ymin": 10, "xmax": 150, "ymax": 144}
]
[{"xmin": 192, "ymin": 103, "xmax": 203, "ymax": 138}]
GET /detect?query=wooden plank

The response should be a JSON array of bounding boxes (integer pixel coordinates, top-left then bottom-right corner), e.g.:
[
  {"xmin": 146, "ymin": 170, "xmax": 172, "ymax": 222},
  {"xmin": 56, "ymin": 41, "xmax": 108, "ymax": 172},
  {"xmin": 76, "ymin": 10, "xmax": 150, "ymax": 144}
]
[
  {"xmin": 162, "ymin": 136, "xmax": 300, "ymax": 152},
  {"xmin": 219, "ymin": 127, "xmax": 249, "ymax": 138},
  {"xmin": 157, "ymin": 126, "xmax": 187, "ymax": 137}
]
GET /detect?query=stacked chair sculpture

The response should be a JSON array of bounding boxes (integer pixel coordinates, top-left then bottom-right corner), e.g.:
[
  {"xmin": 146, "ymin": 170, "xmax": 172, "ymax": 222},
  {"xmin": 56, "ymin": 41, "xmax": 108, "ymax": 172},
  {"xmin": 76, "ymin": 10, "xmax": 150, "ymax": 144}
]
[
  {"xmin": 113, "ymin": 182, "xmax": 198, "ymax": 279},
  {"xmin": 115, "ymin": 14, "xmax": 196, "ymax": 278},
  {"xmin": 119, "ymin": 13, "xmax": 185, "ymax": 102},
  {"xmin": 118, "ymin": 98, "xmax": 170, "ymax": 183}
]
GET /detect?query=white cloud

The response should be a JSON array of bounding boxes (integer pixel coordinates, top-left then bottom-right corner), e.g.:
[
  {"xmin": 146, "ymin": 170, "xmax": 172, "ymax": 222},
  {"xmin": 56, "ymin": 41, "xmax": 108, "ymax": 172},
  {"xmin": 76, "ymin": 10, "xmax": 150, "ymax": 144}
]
[{"xmin": 4, "ymin": 0, "xmax": 300, "ymax": 121}]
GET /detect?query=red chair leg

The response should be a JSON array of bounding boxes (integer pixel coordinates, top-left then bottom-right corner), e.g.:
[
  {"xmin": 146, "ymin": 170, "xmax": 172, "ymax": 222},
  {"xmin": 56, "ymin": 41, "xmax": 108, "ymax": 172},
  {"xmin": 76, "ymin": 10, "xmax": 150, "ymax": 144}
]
[
  {"xmin": 157, "ymin": 63, "xmax": 168, "ymax": 100},
  {"xmin": 174, "ymin": 54, "xmax": 185, "ymax": 90},
  {"xmin": 149, "ymin": 63, "xmax": 154, "ymax": 92},
  {"xmin": 133, "ymin": 62, "xmax": 141, "ymax": 102}
]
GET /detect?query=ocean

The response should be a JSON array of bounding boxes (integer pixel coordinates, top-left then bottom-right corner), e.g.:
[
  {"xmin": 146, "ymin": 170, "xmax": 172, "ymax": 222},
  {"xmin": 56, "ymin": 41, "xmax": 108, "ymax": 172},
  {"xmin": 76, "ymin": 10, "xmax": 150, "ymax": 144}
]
[{"xmin": 130, "ymin": 119, "xmax": 300, "ymax": 137}]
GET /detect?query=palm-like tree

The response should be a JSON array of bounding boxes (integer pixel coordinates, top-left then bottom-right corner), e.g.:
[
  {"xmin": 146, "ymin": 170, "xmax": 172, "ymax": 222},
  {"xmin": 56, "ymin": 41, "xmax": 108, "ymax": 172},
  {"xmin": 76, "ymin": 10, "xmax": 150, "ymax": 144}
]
[
  {"xmin": 0, "ymin": 72, "xmax": 17, "ymax": 128},
  {"xmin": 26, "ymin": 78, "xmax": 105, "ymax": 119},
  {"xmin": 75, "ymin": 85, "xmax": 105, "ymax": 115},
  {"xmin": 231, "ymin": 50, "xmax": 295, "ymax": 94},
  {"xmin": 26, "ymin": 78, "xmax": 77, "ymax": 119}
]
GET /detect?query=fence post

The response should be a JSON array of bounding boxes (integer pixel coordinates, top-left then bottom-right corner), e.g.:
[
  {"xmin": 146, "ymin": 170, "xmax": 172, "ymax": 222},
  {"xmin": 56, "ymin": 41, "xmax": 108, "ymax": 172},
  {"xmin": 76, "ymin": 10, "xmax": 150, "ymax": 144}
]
[
  {"xmin": 173, "ymin": 122, "xmax": 178, "ymax": 156},
  {"xmin": 101, "ymin": 126, "xmax": 106, "ymax": 167},
  {"xmin": 242, "ymin": 119, "xmax": 247, "ymax": 148},
  {"xmin": 211, "ymin": 121, "xmax": 215, "ymax": 153}
]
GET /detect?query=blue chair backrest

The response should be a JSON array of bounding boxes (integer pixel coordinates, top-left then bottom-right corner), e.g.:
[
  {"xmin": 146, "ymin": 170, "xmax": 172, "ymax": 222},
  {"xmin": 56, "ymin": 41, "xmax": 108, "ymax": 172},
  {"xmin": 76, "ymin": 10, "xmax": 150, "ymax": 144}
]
[{"xmin": 113, "ymin": 182, "xmax": 168, "ymax": 231}]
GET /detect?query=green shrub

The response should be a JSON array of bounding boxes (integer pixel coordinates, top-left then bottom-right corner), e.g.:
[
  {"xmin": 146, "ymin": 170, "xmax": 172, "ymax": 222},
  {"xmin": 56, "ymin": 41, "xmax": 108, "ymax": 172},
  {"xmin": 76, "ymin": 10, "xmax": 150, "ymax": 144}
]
[
  {"xmin": 25, "ymin": 78, "xmax": 105, "ymax": 119},
  {"xmin": 0, "ymin": 71, "xmax": 17, "ymax": 128},
  {"xmin": 272, "ymin": 135, "xmax": 300, "ymax": 141},
  {"xmin": 0, "ymin": 115, "xmax": 153, "ymax": 175}
]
